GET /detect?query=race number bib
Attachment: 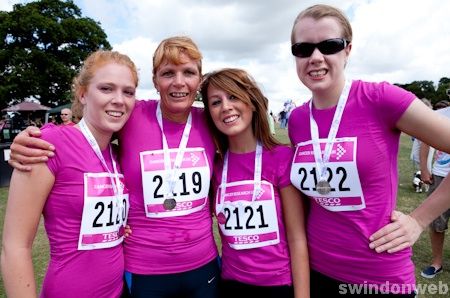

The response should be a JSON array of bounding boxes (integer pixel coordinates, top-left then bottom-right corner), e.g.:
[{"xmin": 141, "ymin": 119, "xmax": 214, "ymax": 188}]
[
  {"xmin": 140, "ymin": 147, "xmax": 210, "ymax": 218},
  {"xmin": 78, "ymin": 172, "xmax": 129, "ymax": 250},
  {"xmin": 291, "ymin": 137, "xmax": 365, "ymax": 212},
  {"xmin": 216, "ymin": 180, "xmax": 279, "ymax": 250}
]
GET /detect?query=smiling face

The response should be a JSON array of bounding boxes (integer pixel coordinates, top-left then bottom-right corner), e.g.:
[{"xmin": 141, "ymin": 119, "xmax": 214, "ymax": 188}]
[
  {"xmin": 79, "ymin": 62, "xmax": 136, "ymax": 141},
  {"xmin": 292, "ymin": 16, "xmax": 351, "ymax": 102},
  {"xmin": 153, "ymin": 54, "xmax": 201, "ymax": 122},
  {"xmin": 207, "ymin": 85, "xmax": 254, "ymax": 141}
]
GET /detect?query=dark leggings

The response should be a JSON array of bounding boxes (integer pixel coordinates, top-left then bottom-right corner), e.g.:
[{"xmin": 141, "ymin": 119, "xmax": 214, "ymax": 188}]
[
  {"xmin": 219, "ymin": 279, "xmax": 294, "ymax": 298},
  {"xmin": 125, "ymin": 258, "xmax": 220, "ymax": 298},
  {"xmin": 311, "ymin": 270, "xmax": 416, "ymax": 298}
]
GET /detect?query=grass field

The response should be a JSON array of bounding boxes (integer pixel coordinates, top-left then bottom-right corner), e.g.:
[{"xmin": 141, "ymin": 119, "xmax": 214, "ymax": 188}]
[{"xmin": 0, "ymin": 127, "xmax": 449, "ymax": 297}]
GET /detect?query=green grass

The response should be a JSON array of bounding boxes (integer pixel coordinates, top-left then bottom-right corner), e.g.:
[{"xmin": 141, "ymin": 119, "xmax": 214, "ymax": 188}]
[{"xmin": 0, "ymin": 129, "xmax": 449, "ymax": 297}]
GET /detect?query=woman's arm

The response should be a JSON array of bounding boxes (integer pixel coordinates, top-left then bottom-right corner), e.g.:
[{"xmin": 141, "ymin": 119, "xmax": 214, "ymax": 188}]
[
  {"xmin": 369, "ymin": 177, "xmax": 450, "ymax": 253},
  {"xmin": 280, "ymin": 185, "xmax": 310, "ymax": 298},
  {"xmin": 1, "ymin": 164, "xmax": 54, "ymax": 297},
  {"xmin": 369, "ymin": 100, "xmax": 450, "ymax": 252},
  {"xmin": 419, "ymin": 142, "xmax": 433, "ymax": 184},
  {"xmin": 396, "ymin": 99, "xmax": 450, "ymax": 153},
  {"xmin": 8, "ymin": 126, "xmax": 55, "ymax": 171}
]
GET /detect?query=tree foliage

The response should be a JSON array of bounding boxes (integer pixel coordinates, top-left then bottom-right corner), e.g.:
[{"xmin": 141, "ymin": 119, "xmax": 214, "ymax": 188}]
[
  {"xmin": 0, "ymin": 0, "xmax": 111, "ymax": 109},
  {"xmin": 396, "ymin": 78, "xmax": 450, "ymax": 106}
]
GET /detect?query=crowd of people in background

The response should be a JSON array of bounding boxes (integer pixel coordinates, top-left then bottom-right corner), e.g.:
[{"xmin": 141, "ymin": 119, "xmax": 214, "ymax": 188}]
[{"xmin": 2, "ymin": 3, "xmax": 450, "ymax": 298}]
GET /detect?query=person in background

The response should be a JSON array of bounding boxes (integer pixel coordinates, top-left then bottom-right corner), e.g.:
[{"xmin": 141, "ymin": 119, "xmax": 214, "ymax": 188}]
[
  {"xmin": 1, "ymin": 50, "xmax": 138, "ymax": 297},
  {"xmin": 288, "ymin": 4, "xmax": 450, "ymax": 297},
  {"xmin": 409, "ymin": 98, "xmax": 434, "ymax": 192},
  {"xmin": 268, "ymin": 111, "xmax": 276, "ymax": 135},
  {"xmin": 417, "ymin": 104, "xmax": 450, "ymax": 278},
  {"xmin": 7, "ymin": 36, "xmax": 220, "ymax": 298},
  {"xmin": 279, "ymin": 110, "xmax": 287, "ymax": 129},
  {"xmin": 60, "ymin": 108, "xmax": 75, "ymax": 126},
  {"xmin": 201, "ymin": 68, "xmax": 309, "ymax": 298}
]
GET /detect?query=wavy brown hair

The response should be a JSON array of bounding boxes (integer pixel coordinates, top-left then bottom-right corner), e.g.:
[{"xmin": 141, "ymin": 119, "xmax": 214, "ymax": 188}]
[{"xmin": 200, "ymin": 68, "xmax": 281, "ymax": 157}]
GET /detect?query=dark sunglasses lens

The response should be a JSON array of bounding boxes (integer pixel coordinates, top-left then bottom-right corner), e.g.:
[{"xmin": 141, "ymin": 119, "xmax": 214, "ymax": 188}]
[
  {"xmin": 318, "ymin": 39, "xmax": 346, "ymax": 55},
  {"xmin": 291, "ymin": 43, "xmax": 315, "ymax": 58},
  {"xmin": 292, "ymin": 39, "xmax": 347, "ymax": 57}
]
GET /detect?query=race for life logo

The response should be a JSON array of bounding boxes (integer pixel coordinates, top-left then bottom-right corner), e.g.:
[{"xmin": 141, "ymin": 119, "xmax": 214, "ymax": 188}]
[
  {"xmin": 140, "ymin": 147, "xmax": 210, "ymax": 218},
  {"xmin": 78, "ymin": 172, "xmax": 129, "ymax": 250},
  {"xmin": 216, "ymin": 180, "xmax": 280, "ymax": 250},
  {"xmin": 290, "ymin": 137, "xmax": 366, "ymax": 212}
]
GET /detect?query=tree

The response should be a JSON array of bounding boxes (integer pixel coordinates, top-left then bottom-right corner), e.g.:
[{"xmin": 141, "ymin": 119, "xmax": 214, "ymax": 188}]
[
  {"xmin": 395, "ymin": 80, "xmax": 436, "ymax": 102},
  {"xmin": 435, "ymin": 77, "xmax": 450, "ymax": 104},
  {"xmin": 396, "ymin": 78, "xmax": 450, "ymax": 106},
  {"xmin": 0, "ymin": 0, "xmax": 111, "ymax": 109}
]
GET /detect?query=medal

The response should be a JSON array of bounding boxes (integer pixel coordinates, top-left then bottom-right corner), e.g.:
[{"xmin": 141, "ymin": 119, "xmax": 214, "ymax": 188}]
[
  {"xmin": 309, "ymin": 79, "xmax": 352, "ymax": 196},
  {"xmin": 216, "ymin": 212, "xmax": 226, "ymax": 225},
  {"xmin": 163, "ymin": 198, "xmax": 177, "ymax": 210},
  {"xmin": 316, "ymin": 180, "xmax": 331, "ymax": 195},
  {"xmin": 156, "ymin": 102, "xmax": 192, "ymax": 212}
]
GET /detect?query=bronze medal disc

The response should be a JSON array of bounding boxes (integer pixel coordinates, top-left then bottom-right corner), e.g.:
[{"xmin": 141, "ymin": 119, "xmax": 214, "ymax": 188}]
[
  {"xmin": 163, "ymin": 198, "xmax": 177, "ymax": 210},
  {"xmin": 316, "ymin": 180, "xmax": 331, "ymax": 195},
  {"xmin": 216, "ymin": 212, "xmax": 226, "ymax": 225}
]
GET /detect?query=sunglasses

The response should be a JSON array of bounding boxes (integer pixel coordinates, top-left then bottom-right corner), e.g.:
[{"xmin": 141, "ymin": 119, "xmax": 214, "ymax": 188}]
[
  {"xmin": 291, "ymin": 38, "xmax": 349, "ymax": 58},
  {"xmin": 61, "ymin": 114, "xmax": 68, "ymax": 116}
]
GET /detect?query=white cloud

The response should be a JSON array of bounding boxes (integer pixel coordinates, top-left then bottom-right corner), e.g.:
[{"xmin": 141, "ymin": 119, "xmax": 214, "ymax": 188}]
[
  {"xmin": 0, "ymin": 0, "xmax": 17, "ymax": 11},
  {"xmin": 3, "ymin": 0, "xmax": 449, "ymax": 112}
]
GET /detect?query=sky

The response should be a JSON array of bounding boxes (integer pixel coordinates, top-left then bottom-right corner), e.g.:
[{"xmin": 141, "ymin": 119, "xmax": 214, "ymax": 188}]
[{"xmin": 1, "ymin": 0, "xmax": 449, "ymax": 113}]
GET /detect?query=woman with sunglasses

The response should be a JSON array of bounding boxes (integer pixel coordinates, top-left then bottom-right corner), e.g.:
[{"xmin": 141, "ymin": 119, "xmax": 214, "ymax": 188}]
[
  {"xmin": 200, "ymin": 68, "xmax": 309, "ymax": 298},
  {"xmin": 288, "ymin": 4, "xmax": 450, "ymax": 298}
]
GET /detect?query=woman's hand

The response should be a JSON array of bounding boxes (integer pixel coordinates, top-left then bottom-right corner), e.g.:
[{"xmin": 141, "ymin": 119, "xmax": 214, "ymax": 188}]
[
  {"xmin": 8, "ymin": 126, "xmax": 55, "ymax": 171},
  {"xmin": 369, "ymin": 210, "xmax": 424, "ymax": 253}
]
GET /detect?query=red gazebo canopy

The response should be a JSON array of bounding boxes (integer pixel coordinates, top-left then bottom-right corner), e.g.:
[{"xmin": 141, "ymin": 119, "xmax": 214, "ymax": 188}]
[{"xmin": 2, "ymin": 102, "xmax": 51, "ymax": 112}]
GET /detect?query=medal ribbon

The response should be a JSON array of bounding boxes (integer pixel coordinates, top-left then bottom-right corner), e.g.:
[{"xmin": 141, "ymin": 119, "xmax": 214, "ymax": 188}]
[
  {"xmin": 220, "ymin": 141, "xmax": 263, "ymax": 206},
  {"xmin": 309, "ymin": 79, "xmax": 352, "ymax": 182},
  {"xmin": 156, "ymin": 102, "xmax": 192, "ymax": 199},
  {"xmin": 78, "ymin": 118, "xmax": 123, "ymax": 203}
]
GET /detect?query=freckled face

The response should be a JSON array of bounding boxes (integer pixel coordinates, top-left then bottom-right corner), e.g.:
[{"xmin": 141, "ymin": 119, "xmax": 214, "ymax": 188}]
[{"xmin": 80, "ymin": 62, "xmax": 136, "ymax": 136}]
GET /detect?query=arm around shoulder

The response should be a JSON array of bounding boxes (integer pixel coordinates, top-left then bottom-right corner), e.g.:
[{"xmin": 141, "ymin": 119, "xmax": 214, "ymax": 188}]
[
  {"xmin": 1, "ymin": 164, "xmax": 54, "ymax": 298},
  {"xmin": 8, "ymin": 126, "xmax": 55, "ymax": 171}
]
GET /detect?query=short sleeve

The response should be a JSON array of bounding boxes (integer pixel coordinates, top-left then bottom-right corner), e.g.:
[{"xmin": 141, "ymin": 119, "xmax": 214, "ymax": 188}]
[{"xmin": 274, "ymin": 145, "xmax": 294, "ymax": 189}]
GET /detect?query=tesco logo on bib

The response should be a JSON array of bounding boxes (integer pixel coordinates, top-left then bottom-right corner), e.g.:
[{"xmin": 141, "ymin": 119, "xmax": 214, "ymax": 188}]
[{"xmin": 315, "ymin": 197, "xmax": 341, "ymax": 206}]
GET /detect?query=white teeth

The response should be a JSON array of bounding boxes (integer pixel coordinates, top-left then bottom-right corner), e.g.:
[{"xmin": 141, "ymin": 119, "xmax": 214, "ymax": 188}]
[
  {"xmin": 106, "ymin": 111, "xmax": 123, "ymax": 117},
  {"xmin": 310, "ymin": 69, "xmax": 327, "ymax": 77},
  {"xmin": 171, "ymin": 92, "xmax": 188, "ymax": 97},
  {"xmin": 224, "ymin": 115, "xmax": 238, "ymax": 123}
]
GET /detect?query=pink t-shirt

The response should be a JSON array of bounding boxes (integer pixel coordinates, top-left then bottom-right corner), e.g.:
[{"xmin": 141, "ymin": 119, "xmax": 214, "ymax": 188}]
[
  {"xmin": 119, "ymin": 100, "xmax": 218, "ymax": 274},
  {"xmin": 212, "ymin": 145, "xmax": 294, "ymax": 286},
  {"xmin": 40, "ymin": 125, "xmax": 124, "ymax": 298},
  {"xmin": 289, "ymin": 80, "xmax": 416, "ymax": 289}
]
